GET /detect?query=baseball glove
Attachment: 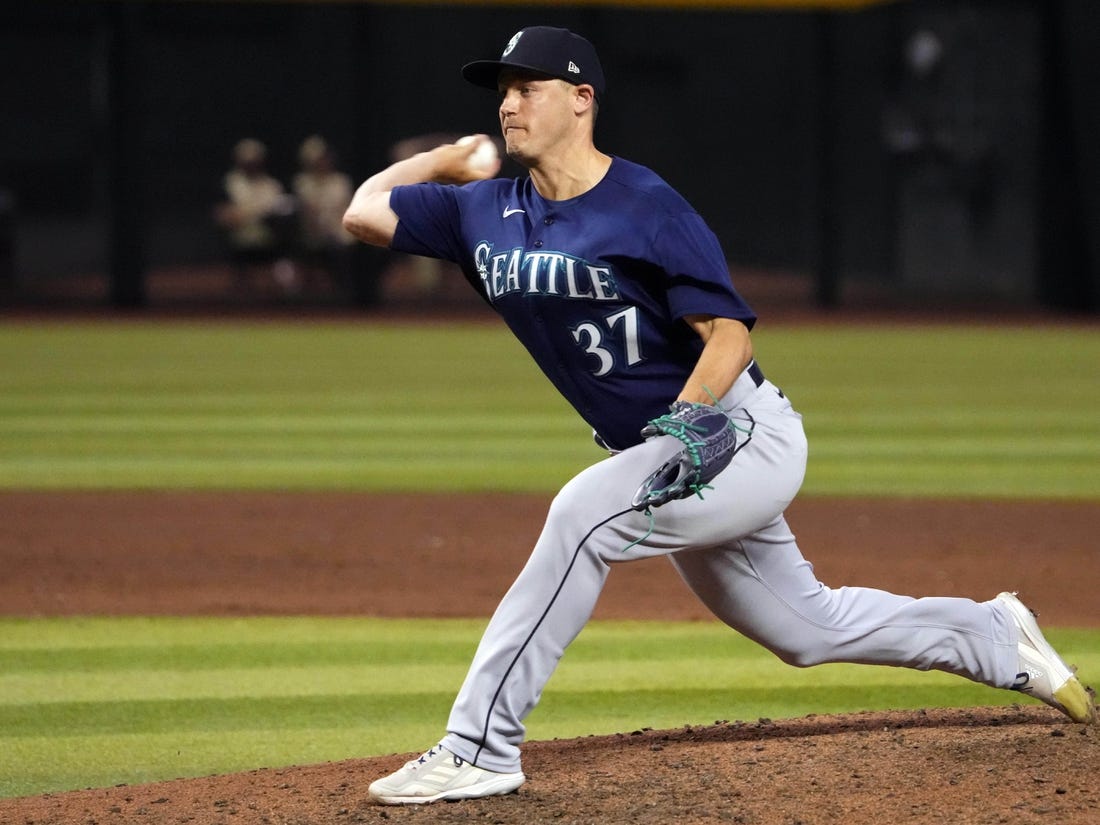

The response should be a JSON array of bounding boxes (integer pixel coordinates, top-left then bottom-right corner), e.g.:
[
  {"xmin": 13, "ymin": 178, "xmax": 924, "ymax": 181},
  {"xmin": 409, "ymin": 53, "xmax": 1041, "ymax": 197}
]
[{"xmin": 630, "ymin": 401, "xmax": 751, "ymax": 511}]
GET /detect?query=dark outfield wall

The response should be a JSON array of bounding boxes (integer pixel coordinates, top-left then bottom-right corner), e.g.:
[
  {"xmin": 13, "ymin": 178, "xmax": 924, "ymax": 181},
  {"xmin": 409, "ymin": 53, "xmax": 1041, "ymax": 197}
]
[{"xmin": 0, "ymin": 1, "xmax": 1095, "ymax": 310}]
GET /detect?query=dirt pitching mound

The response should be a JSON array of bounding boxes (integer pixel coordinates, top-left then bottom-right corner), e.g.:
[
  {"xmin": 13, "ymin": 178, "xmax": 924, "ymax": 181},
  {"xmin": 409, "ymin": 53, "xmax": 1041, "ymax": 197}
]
[{"xmin": 4, "ymin": 708, "xmax": 1097, "ymax": 825}]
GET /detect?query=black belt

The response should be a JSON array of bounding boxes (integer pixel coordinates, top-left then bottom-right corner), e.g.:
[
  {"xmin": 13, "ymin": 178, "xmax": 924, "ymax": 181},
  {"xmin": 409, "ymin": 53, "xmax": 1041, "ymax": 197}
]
[{"xmin": 748, "ymin": 361, "xmax": 764, "ymax": 387}]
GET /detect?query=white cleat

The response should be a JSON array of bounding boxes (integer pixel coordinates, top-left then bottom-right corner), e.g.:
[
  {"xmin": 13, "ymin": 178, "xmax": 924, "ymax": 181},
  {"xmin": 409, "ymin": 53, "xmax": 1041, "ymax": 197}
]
[
  {"xmin": 996, "ymin": 591, "xmax": 1097, "ymax": 724},
  {"xmin": 368, "ymin": 742, "xmax": 526, "ymax": 805}
]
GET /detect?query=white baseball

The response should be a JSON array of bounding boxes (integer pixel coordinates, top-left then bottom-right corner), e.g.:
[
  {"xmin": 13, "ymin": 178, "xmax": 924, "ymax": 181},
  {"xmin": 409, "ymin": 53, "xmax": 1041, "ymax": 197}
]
[{"xmin": 457, "ymin": 135, "xmax": 499, "ymax": 173}]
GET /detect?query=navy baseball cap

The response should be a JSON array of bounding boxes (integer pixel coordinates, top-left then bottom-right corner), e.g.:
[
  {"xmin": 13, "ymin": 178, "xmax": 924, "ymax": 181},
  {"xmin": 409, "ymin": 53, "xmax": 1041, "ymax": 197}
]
[{"xmin": 462, "ymin": 27, "xmax": 606, "ymax": 101}]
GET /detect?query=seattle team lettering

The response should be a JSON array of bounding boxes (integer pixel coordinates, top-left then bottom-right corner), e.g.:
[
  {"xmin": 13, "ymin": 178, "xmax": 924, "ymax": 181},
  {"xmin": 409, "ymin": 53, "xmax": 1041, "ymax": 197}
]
[
  {"xmin": 473, "ymin": 243, "xmax": 620, "ymax": 302},
  {"xmin": 472, "ymin": 242, "xmax": 643, "ymax": 376}
]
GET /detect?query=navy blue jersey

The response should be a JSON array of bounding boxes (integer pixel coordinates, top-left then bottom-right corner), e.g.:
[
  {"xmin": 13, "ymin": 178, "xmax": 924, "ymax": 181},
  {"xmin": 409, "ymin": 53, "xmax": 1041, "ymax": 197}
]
[{"xmin": 389, "ymin": 156, "xmax": 756, "ymax": 450}]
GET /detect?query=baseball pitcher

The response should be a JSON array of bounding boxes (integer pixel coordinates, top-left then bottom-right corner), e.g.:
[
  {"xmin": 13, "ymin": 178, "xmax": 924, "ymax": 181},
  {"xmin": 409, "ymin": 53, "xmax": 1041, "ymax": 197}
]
[{"xmin": 342, "ymin": 25, "xmax": 1096, "ymax": 806}]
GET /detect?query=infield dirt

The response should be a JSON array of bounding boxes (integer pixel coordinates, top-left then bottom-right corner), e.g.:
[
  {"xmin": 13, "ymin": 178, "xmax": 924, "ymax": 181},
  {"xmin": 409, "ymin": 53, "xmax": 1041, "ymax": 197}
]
[{"xmin": 1, "ymin": 491, "xmax": 1098, "ymax": 824}]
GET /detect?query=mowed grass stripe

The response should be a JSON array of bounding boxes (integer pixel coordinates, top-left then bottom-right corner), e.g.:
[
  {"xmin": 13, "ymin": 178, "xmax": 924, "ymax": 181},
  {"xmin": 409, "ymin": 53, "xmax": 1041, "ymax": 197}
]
[
  {"xmin": 804, "ymin": 455, "xmax": 1099, "ymax": 498},
  {"xmin": 0, "ymin": 694, "xmax": 454, "ymax": 737},
  {"xmin": 1, "ymin": 321, "xmax": 1098, "ymax": 497},
  {"xmin": 0, "ymin": 616, "xmax": 486, "ymax": 650},
  {"xmin": 1, "ymin": 617, "xmax": 1096, "ymax": 798},
  {"xmin": 0, "ymin": 641, "xmax": 474, "ymax": 673},
  {"xmin": 5, "ymin": 618, "xmax": 1091, "ymax": 675},
  {"xmin": 5, "ymin": 642, "xmax": 1095, "ymax": 708},
  {"xmin": 0, "ymin": 412, "xmax": 579, "ymax": 431},
  {"xmin": 0, "ymin": 456, "xmax": 590, "ymax": 491},
  {"xmin": 0, "ymin": 682, "xmax": 1025, "ymax": 741},
  {"xmin": 2, "ymin": 618, "xmax": 1096, "ymax": 711}
]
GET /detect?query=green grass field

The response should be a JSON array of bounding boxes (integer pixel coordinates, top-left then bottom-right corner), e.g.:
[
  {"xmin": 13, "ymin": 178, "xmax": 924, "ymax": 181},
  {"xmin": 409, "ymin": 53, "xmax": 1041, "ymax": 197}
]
[
  {"xmin": 1, "ymin": 320, "xmax": 1098, "ymax": 496},
  {"xmin": 1, "ymin": 319, "xmax": 1097, "ymax": 798},
  {"xmin": 3, "ymin": 616, "xmax": 1096, "ymax": 800}
]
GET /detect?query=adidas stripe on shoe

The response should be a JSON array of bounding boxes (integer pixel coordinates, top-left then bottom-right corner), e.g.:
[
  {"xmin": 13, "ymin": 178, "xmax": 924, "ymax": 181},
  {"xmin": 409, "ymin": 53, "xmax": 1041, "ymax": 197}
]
[
  {"xmin": 368, "ymin": 743, "xmax": 526, "ymax": 805},
  {"xmin": 996, "ymin": 591, "xmax": 1097, "ymax": 724}
]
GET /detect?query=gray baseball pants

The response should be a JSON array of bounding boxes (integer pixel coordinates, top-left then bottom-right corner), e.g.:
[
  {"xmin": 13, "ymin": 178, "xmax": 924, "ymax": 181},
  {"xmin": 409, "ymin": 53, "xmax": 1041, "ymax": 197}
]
[{"xmin": 442, "ymin": 374, "xmax": 1021, "ymax": 772}]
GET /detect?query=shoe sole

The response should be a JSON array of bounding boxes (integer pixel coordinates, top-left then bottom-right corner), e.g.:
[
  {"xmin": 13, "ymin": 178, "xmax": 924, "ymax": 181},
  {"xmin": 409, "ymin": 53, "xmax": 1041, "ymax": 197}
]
[
  {"xmin": 371, "ymin": 772, "xmax": 526, "ymax": 805},
  {"xmin": 997, "ymin": 591, "xmax": 1097, "ymax": 724}
]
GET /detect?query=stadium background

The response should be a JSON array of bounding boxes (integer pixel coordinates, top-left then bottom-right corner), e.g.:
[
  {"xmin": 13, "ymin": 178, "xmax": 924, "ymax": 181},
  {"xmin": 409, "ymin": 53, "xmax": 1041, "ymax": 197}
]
[{"xmin": 1, "ymin": 0, "xmax": 1098, "ymax": 315}]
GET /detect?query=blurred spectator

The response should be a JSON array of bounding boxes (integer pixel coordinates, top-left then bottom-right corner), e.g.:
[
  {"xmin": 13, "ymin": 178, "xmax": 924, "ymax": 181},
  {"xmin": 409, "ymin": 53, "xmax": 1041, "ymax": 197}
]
[
  {"xmin": 213, "ymin": 138, "xmax": 297, "ymax": 292},
  {"xmin": 292, "ymin": 135, "xmax": 355, "ymax": 292}
]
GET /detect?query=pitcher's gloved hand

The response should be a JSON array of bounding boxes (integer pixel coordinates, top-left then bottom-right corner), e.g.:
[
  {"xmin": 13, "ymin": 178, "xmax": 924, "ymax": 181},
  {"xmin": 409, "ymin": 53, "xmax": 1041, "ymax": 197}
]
[{"xmin": 631, "ymin": 401, "xmax": 753, "ymax": 511}]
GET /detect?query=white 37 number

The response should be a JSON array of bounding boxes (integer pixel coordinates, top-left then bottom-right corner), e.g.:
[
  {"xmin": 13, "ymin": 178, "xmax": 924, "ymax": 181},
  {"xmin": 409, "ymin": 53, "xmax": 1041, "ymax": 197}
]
[{"xmin": 571, "ymin": 306, "xmax": 644, "ymax": 377}]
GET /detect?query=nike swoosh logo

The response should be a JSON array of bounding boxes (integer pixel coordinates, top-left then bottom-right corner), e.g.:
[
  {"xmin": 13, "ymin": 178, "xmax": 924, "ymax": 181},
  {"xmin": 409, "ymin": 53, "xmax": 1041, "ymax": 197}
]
[{"xmin": 503, "ymin": 207, "xmax": 525, "ymax": 218}]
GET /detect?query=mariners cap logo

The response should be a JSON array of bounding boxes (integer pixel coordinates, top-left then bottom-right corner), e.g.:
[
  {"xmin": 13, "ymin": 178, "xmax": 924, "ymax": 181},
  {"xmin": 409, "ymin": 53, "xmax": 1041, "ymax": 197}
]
[
  {"xmin": 462, "ymin": 26, "xmax": 606, "ymax": 101},
  {"xmin": 502, "ymin": 31, "xmax": 522, "ymax": 58}
]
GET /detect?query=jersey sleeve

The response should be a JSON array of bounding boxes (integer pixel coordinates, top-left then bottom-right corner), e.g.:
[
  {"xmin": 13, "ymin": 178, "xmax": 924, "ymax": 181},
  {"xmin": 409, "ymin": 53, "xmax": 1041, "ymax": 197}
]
[
  {"xmin": 388, "ymin": 183, "xmax": 466, "ymax": 263},
  {"xmin": 656, "ymin": 212, "xmax": 756, "ymax": 329}
]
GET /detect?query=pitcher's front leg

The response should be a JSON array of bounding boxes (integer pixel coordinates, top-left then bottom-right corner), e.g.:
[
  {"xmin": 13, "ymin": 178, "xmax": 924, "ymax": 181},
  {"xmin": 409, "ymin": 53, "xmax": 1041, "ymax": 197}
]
[{"xmin": 441, "ymin": 448, "xmax": 667, "ymax": 772}]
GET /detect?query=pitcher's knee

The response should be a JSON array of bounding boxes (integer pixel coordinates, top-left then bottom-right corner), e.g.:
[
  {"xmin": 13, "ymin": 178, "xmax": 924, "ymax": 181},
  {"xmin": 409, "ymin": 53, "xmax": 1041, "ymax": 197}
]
[
  {"xmin": 775, "ymin": 648, "xmax": 827, "ymax": 668},
  {"xmin": 762, "ymin": 634, "xmax": 834, "ymax": 668},
  {"xmin": 542, "ymin": 475, "xmax": 648, "ymax": 565},
  {"xmin": 541, "ymin": 484, "xmax": 611, "ymax": 553},
  {"xmin": 548, "ymin": 467, "xmax": 623, "ymax": 524}
]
